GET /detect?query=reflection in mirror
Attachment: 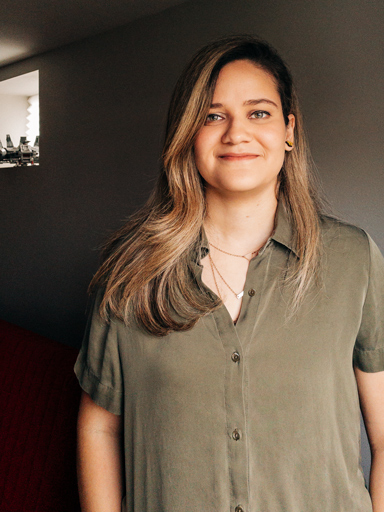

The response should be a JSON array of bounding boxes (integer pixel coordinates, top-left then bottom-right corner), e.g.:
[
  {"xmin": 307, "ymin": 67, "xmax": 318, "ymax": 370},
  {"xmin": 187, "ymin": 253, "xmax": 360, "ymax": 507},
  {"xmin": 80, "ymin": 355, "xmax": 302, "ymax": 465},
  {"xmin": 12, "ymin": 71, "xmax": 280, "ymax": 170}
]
[{"xmin": 0, "ymin": 70, "xmax": 39, "ymax": 168}]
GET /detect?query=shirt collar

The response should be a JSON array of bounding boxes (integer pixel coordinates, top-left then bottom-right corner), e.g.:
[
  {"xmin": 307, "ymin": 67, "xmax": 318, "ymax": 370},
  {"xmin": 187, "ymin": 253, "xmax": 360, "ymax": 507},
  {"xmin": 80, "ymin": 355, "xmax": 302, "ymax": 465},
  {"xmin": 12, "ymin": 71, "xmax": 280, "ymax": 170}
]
[
  {"xmin": 195, "ymin": 200, "xmax": 299, "ymax": 263},
  {"xmin": 271, "ymin": 200, "xmax": 299, "ymax": 258}
]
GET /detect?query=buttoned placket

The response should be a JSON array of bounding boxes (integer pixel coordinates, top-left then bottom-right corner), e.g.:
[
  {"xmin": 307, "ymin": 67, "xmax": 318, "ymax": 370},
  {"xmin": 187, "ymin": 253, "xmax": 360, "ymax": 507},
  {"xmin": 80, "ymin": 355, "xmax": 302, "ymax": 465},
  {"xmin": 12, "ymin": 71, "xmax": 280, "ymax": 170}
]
[
  {"xmin": 221, "ymin": 242, "xmax": 276, "ymax": 511},
  {"xmin": 192, "ymin": 250, "xmax": 248, "ymax": 511},
  {"xmin": 211, "ymin": 301, "xmax": 248, "ymax": 511},
  {"xmin": 192, "ymin": 227, "xmax": 276, "ymax": 511},
  {"xmin": 191, "ymin": 238, "xmax": 270, "ymax": 512}
]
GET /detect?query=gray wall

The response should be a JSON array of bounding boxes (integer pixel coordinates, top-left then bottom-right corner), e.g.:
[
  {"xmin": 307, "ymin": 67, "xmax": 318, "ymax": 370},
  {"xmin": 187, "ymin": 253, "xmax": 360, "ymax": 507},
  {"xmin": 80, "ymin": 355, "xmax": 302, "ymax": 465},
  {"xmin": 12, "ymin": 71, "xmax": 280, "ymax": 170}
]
[{"xmin": 0, "ymin": 0, "xmax": 382, "ymax": 482}]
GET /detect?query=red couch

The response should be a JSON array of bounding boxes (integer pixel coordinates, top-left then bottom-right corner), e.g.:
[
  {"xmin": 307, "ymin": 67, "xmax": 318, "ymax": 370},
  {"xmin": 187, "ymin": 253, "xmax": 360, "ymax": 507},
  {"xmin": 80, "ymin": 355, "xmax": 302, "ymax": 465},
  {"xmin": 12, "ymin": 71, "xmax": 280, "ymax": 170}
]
[{"xmin": 0, "ymin": 319, "xmax": 82, "ymax": 512}]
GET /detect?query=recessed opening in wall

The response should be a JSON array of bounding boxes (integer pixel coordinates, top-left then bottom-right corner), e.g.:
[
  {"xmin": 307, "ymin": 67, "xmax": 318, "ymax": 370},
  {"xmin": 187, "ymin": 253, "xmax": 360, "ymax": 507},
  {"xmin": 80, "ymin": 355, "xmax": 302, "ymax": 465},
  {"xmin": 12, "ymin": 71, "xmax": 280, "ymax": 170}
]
[{"xmin": 0, "ymin": 70, "xmax": 39, "ymax": 168}]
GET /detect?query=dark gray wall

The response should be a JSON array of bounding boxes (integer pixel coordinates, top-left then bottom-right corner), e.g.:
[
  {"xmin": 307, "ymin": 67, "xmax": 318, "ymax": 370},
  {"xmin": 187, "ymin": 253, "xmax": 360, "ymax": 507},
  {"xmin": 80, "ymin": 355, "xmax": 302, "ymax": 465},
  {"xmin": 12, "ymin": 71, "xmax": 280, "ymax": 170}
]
[{"xmin": 0, "ymin": 0, "xmax": 382, "ymax": 481}]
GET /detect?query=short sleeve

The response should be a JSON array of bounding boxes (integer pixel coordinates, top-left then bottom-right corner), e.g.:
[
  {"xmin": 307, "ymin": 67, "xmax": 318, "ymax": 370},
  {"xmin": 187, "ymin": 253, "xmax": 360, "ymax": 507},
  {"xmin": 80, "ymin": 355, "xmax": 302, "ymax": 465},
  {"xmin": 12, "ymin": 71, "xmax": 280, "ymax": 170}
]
[
  {"xmin": 353, "ymin": 233, "xmax": 384, "ymax": 372},
  {"xmin": 74, "ymin": 288, "xmax": 123, "ymax": 414}
]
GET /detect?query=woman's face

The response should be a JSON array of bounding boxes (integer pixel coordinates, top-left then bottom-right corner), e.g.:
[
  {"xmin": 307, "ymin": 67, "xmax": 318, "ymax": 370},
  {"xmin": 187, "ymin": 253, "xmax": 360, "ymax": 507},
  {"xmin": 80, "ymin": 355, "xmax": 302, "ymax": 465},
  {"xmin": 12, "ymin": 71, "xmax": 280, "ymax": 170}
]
[{"xmin": 194, "ymin": 59, "xmax": 295, "ymax": 198}]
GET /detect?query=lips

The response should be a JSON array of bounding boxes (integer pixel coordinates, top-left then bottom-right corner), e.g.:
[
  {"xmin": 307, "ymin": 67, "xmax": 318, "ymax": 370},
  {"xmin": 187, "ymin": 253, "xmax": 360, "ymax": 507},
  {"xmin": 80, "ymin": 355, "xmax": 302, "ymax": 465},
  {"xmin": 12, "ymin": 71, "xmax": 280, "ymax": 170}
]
[{"xmin": 219, "ymin": 153, "xmax": 259, "ymax": 160}]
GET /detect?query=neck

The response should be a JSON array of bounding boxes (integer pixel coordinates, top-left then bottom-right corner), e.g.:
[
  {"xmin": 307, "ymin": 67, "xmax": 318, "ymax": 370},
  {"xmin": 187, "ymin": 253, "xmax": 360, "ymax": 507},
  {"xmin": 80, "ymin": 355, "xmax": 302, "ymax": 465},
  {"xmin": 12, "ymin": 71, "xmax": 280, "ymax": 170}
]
[{"xmin": 203, "ymin": 188, "xmax": 278, "ymax": 255}]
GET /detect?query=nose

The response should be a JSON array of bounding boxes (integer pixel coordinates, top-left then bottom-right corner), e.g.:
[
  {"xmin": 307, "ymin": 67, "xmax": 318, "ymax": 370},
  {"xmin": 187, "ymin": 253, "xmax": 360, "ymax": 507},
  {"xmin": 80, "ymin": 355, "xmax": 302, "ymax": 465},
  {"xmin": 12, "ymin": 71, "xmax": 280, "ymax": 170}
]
[{"xmin": 221, "ymin": 117, "xmax": 252, "ymax": 145}]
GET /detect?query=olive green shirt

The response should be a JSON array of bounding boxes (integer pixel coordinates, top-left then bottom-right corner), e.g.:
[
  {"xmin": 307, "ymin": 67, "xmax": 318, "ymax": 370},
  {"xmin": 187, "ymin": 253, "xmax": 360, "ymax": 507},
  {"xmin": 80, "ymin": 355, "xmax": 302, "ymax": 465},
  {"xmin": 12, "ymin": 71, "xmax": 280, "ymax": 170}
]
[{"xmin": 74, "ymin": 203, "xmax": 384, "ymax": 512}]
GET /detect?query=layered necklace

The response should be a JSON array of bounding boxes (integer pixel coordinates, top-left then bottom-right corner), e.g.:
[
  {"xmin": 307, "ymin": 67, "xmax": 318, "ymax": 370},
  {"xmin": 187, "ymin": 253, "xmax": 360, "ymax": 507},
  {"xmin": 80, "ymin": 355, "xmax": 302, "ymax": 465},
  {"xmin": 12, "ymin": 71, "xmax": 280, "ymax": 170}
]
[{"xmin": 208, "ymin": 242, "xmax": 261, "ymax": 300}]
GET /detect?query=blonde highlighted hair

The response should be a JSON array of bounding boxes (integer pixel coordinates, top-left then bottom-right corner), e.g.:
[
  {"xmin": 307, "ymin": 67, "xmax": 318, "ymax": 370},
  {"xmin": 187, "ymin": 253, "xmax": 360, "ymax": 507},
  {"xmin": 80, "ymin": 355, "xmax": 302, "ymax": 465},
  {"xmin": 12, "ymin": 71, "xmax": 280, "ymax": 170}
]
[{"xmin": 90, "ymin": 34, "xmax": 323, "ymax": 335}]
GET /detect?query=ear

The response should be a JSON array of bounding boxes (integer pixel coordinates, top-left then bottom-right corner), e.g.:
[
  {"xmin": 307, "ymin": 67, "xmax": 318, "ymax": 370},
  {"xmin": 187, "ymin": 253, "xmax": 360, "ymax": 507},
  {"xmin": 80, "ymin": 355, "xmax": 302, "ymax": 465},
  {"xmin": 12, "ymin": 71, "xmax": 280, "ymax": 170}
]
[{"xmin": 285, "ymin": 114, "xmax": 295, "ymax": 152}]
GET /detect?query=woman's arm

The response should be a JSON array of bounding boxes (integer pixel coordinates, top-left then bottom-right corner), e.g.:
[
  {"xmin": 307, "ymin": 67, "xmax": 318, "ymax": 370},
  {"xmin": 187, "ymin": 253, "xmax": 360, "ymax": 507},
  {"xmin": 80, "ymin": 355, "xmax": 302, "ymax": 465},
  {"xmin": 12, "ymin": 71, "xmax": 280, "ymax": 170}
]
[
  {"xmin": 354, "ymin": 367, "xmax": 384, "ymax": 512},
  {"xmin": 77, "ymin": 390, "xmax": 124, "ymax": 512}
]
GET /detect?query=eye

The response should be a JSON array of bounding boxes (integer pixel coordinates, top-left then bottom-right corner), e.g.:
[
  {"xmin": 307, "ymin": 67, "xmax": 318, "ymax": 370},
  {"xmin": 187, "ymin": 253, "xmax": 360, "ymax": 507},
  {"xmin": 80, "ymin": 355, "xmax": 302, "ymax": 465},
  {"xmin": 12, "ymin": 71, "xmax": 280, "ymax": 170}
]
[
  {"xmin": 205, "ymin": 113, "xmax": 223, "ymax": 123},
  {"xmin": 250, "ymin": 110, "xmax": 270, "ymax": 119}
]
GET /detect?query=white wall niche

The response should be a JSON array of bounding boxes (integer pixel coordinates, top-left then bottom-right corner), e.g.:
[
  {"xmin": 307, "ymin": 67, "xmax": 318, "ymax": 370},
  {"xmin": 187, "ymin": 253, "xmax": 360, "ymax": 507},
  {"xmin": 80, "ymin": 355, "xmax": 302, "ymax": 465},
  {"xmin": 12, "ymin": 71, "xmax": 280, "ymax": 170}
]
[{"xmin": 0, "ymin": 70, "xmax": 39, "ymax": 168}]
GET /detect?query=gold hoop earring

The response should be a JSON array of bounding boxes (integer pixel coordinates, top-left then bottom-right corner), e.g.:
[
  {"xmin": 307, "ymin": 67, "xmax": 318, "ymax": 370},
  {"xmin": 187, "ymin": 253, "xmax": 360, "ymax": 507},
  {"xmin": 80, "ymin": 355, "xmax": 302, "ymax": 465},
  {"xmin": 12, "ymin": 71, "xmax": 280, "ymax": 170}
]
[{"xmin": 285, "ymin": 141, "xmax": 293, "ymax": 148}]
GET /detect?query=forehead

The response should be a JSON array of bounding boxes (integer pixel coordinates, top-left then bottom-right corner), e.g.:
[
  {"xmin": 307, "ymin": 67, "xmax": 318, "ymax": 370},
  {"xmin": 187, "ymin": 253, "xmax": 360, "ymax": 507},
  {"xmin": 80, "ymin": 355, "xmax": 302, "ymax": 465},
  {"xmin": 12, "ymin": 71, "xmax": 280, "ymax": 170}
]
[{"xmin": 212, "ymin": 59, "xmax": 280, "ymax": 102}]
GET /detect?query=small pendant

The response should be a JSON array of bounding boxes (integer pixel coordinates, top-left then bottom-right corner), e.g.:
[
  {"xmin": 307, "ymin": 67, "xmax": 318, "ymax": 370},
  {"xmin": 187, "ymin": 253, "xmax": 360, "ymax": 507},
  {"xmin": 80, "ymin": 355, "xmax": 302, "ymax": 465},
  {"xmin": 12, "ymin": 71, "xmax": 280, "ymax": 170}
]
[{"xmin": 236, "ymin": 291, "xmax": 244, "ymax": 299}]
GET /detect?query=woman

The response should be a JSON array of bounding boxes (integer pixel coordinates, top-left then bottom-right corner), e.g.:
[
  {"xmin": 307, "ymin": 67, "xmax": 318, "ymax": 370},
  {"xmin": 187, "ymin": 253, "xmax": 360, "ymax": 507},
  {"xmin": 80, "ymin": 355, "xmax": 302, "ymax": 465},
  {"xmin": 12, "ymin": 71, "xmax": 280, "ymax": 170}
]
[{"xmin": 74, "ymin": 35, "xmax": 384, "ymax": 512}]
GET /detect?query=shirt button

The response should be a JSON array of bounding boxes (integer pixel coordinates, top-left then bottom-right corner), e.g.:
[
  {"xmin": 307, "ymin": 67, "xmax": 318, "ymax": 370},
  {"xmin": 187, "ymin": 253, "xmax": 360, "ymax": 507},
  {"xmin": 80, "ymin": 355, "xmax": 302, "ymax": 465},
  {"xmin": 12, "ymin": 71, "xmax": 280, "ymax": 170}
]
[
  {"xmin": 231, "ymin": 351, "xmax": 240, "ymax": 363},
  {"xmin": 235, "ymin": 506, "xmax": 244, "ymax": 512},
  {"xmin": 248, "ymin": 288, "xmax": 255, "ymax": 297},
  {"xmin": 232, "ymin": 428, "xmax": 241, "ymax": 441}
]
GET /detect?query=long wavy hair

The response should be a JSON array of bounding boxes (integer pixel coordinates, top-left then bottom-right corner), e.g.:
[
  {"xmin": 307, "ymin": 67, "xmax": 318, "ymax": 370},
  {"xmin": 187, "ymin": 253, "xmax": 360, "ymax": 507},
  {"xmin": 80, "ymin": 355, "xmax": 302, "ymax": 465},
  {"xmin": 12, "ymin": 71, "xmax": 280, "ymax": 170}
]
[{"xmin": 90, "ymin": 34, "xmax": 323, "ymax": 335}]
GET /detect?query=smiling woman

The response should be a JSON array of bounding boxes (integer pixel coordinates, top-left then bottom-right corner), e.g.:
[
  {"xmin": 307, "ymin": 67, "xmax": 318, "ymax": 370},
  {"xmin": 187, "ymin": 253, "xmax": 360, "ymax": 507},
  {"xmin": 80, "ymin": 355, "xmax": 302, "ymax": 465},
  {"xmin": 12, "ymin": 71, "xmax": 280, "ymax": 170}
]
[
  {"xmin": 74, "ymin": 35, "xmax": 384, "ymax": 512},
  {"xmin": 194, "ymin": 59, "xmax": 295, "ymax": 322},
  {"xmin": 194, "ymin": 60, "xmax": 294, "ymax": 196}
]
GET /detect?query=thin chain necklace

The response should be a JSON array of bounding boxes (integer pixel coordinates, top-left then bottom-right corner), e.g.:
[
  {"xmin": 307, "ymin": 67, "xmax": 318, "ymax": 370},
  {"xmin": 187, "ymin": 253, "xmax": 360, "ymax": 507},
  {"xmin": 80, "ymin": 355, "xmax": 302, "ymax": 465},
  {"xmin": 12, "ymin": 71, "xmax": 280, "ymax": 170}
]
[
  {"xmin": 208, "ymin": 241, "xmax": 259, "ymax": 261},
  {"xmin": 208, "ymin": 252, "xmax": 246, "ymax": 300},
  {"xmin": 207, "ymin": 242, "xmax": 263, "ymax": 300},
  {"xmin": 206, "ymin": 228, "xmax": 275, "ymax": 301},
  {"xmin": 208, "ymin": 254, "xmax": 224, "ymax": 300}
]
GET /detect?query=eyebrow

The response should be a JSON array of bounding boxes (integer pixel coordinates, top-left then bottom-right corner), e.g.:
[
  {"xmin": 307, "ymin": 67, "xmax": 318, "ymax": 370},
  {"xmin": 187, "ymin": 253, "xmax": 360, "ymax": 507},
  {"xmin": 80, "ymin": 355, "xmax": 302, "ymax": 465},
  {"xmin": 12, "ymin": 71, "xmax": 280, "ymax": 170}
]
[{"xmin": 210, "ymin": 99, "xmax": 279, "ymax": 108}]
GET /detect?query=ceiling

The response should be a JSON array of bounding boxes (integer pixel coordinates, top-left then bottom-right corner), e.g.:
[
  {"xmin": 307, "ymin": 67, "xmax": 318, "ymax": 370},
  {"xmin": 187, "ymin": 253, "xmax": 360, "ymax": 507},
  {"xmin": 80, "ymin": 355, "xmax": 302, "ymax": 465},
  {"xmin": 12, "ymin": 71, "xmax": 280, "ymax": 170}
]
[{"xmin": 0, "ymin": 0, "xmax": 189, "ymax": 68}]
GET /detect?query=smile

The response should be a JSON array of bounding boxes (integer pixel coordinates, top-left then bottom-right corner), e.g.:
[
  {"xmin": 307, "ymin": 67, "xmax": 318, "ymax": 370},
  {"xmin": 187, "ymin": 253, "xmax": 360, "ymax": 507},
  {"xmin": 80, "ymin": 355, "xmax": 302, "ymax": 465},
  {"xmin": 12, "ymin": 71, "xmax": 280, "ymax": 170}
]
[{"xmin": 219, "ymin": 153, "xmax": 259, "ymax": 160}]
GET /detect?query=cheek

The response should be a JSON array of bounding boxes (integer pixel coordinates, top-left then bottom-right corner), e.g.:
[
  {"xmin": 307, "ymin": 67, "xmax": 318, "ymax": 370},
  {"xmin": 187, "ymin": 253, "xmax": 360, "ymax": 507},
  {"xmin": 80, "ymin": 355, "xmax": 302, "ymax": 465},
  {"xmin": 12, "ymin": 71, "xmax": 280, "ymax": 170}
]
[
  {"xmin": 193, "ymin": 132, "xmax": 213, "ymax": 169},
  {"xmin": 262, "ymin": 124, "xmax": 288, "ymax": 151},
  {"xmin": 193, "ymin": 144, "xmax": 203, "ymax": 173}
]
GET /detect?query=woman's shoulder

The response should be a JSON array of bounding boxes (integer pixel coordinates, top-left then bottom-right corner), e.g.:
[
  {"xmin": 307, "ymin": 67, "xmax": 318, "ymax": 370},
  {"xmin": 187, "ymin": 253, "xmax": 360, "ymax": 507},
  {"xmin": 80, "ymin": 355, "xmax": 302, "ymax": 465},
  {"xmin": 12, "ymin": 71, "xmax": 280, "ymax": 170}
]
[
  {"xmin": 319, "ymin": 213, "xmax": 367, "ymax": 237},
  {"xmin": 318, "ymin": 213, "xmax": 373, "ymax": 259}
]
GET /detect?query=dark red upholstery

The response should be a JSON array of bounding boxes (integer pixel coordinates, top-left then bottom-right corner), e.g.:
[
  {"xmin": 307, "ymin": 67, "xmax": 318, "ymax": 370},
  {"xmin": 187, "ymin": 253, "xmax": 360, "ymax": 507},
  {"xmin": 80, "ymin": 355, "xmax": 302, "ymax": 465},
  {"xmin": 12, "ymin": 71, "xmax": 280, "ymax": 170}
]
[{"xmin": 0, "ymin": 319, "xmax": 81, "ymax": 512}]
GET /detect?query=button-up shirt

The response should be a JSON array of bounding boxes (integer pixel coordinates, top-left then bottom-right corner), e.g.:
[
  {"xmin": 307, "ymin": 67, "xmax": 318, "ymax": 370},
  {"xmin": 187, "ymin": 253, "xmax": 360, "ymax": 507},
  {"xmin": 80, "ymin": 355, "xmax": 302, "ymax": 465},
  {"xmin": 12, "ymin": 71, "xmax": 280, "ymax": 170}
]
[{"xmin": 74, "ymin": 203, "xmax": 384, "ymax": 512}]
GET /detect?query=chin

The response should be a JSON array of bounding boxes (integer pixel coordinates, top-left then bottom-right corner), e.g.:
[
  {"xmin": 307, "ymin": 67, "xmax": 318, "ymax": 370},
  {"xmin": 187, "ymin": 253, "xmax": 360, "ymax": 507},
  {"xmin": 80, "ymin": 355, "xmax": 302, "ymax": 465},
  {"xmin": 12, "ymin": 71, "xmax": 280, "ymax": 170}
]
[
  {"xmin": 220, "ymin": 178, "xmax": 271, "ymax": 192},
  {"xmin": 209, "ymin": 177, "xmax": 278, "ymax": 198},
  {"xmin": 217, "ymin": 185, "xmax": 265, "ymax": 196}
]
